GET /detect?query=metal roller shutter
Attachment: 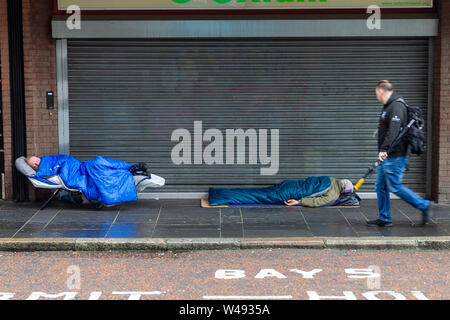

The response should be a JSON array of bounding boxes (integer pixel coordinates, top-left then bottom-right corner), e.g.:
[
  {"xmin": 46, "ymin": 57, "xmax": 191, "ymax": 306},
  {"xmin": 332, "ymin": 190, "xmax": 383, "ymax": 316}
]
[
  {"xmin": 66, "ymin": 38, "xmax": 429, "ymax": 194},
  {"xmin": 0, "ymin": 60, "xmax": 3, "ymax": 187}
]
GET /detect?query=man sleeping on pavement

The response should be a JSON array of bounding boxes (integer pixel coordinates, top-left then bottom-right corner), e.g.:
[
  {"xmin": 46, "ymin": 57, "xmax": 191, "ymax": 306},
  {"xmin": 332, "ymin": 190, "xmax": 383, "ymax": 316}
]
[{"xmin": 208, "ymin": 176, "xmax": 354, "ymax": 208}]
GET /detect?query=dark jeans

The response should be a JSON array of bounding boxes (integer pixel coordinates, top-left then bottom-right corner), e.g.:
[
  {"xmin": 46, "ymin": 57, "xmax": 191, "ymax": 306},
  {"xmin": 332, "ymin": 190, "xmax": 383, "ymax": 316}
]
[{"xmin": 375, "ymin": 156, "xmax": 430, "ymax": 223}]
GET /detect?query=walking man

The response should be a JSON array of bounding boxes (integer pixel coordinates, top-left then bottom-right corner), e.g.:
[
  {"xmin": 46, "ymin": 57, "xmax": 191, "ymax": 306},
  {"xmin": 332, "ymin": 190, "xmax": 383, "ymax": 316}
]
[{"xmin": 367, "ymin": 80, "xmax": 434, "ymax": 227}]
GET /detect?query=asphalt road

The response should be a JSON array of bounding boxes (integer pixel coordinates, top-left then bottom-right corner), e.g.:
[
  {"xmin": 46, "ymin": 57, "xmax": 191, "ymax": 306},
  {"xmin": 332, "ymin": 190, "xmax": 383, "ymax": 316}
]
[{"xmin": 0, "ymin": 249, "xmax": 448, "ymax": 301}]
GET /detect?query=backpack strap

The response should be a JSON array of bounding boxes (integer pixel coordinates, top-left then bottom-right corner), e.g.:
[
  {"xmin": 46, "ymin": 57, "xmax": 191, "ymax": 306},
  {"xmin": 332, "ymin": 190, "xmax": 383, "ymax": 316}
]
[
  {"xmin": 395, "ymin": 97, "xmax": 408, "ymax": 106},
  {"xmin": 395, "ymin": 98, "xmax": 412, "ymax": 170}
]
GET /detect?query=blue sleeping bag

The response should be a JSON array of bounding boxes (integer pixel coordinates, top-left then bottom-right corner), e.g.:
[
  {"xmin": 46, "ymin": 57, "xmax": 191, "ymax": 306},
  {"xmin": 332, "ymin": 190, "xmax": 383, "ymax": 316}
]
[
  {"xmin": 34, "ymin": 155, "xmax": 138, "ymax": 205},
  {"xmin": 209, "ymin": 176, "xmax": 331, "ymax": 206}
]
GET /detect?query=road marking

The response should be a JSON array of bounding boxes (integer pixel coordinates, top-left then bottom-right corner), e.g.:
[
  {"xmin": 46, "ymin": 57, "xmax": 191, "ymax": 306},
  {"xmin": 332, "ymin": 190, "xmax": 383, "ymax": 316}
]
[{"xmin": 203, "ymin": 295, "xmax": 293, "ymax": 300}]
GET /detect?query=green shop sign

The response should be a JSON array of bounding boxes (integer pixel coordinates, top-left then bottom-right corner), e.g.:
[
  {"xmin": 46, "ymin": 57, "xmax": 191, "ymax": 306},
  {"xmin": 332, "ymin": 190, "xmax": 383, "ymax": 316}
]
[{"xmin": 58, "ymin": 0, "xmax": 433, "ymax": 10}]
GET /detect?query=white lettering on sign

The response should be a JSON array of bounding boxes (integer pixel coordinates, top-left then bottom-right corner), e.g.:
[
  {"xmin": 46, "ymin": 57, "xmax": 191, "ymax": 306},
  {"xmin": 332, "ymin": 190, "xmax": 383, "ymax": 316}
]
[
  {"xmin": 0, "ymin": 293, "xmax": 15, "ymax": 300},
  {"xmin": 215, "ymin": 269, "xmax": 246, "ymax": 279},
  {"xmin": 289, "ymin": 269, "xmax": 323, "ymax": 279},
  {"xmin": 0, "ymin": 290, "xmax": 432, "ymax": 300},
  {"xmin": 411, "ymin": 291, "xmax": 429, "ymax": 300},
  {"xmin": 26, "ymin": 292, "xmax": 78, "ymax": 300},
  {"xmin": 362, "ymin": 291, "xmax": 407, "ymax": 300},
  {"xmin": 88, "ymin": 292, "xmax": 103, "ymax": 300},
  {"xmin": 216, "ymin": 269, "xmax": 323, "ymax": 279},
  {"xmin": 216, "ymin": 268, "xmax": 384, "ymax": 280},
  {"xmin": 255, "ymin": 269, "xmax": 287, "ymax": 279},
  {"xmin": 345, "ymin": 268, "xmax": 381, "ymax": 279}
]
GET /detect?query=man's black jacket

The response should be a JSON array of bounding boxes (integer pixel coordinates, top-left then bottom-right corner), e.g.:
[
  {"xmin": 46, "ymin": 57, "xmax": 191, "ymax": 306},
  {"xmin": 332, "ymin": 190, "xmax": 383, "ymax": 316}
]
[{"xmin": 377, "ymin": 92, "xmax": 409, "ymax": 158}]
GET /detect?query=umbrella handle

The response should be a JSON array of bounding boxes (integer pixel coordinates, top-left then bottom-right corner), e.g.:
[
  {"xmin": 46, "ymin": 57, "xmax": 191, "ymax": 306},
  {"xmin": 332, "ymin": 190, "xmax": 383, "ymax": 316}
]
[
  {"xmin": 354, "ymin": 178, "xmax": 365, "ymax": 191},
  {"xmin": 353, "ymin": 160, "xmax": 381, "ymax": 191}
]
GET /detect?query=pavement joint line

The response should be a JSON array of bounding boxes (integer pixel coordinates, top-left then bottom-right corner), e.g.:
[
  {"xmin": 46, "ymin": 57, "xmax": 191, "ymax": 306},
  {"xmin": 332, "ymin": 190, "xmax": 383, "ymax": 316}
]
[
  {"xmin": 105, "ymin": 208, "xmax": 121, "ymax": 238},
  {"xmin": 0, "ymin": 237, "xmax": 448, "ymax": 251},
  {"xmin": 10, "ymin": 208, "xmax": 56, "ymax": 239}
]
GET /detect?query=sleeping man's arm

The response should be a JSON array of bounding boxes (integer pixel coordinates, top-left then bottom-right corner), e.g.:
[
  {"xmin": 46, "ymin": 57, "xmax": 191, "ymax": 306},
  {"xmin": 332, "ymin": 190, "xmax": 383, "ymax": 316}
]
[{"xmin": 285, "ymin": 178, "xmax": 341, "ymax": 208}]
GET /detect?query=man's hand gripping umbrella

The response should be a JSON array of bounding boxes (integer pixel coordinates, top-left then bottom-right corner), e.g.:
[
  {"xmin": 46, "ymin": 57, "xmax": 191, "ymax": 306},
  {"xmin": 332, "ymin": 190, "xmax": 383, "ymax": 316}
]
[{"xmin": 353, "ymin": 115, "xmax": 417, "ymax": 192}]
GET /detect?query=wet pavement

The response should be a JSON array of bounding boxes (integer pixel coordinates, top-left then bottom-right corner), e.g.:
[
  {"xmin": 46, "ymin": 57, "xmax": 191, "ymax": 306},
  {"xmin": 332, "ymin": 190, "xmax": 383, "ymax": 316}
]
[{"xmin": 0, "ymin": 198, "xmax": 448, "ymax": 239}]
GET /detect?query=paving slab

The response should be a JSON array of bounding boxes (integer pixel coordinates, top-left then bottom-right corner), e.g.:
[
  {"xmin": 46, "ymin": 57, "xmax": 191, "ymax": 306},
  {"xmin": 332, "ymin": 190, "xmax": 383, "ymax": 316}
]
[{"xmin": 0, "ymin": 198, "xmax": 448, "ymax": 251}]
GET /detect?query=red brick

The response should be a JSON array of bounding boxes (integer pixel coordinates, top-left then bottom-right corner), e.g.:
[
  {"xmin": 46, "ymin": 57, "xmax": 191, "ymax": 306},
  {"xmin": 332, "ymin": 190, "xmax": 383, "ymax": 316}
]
[{"xmin": 431, "ymin": 0, "xmax": 450, "ymax": 203}]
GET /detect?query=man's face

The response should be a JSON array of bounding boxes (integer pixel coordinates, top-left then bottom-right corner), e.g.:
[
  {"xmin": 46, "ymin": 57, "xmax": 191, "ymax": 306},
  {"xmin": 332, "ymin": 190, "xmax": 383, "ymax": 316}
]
[
  {"xmin": 26, "ymin": 156, "xmax": 40, "ymax": 171},
  {"xmin": 375, "ymin": 88, "xmax": 385, "ymax": 104}
]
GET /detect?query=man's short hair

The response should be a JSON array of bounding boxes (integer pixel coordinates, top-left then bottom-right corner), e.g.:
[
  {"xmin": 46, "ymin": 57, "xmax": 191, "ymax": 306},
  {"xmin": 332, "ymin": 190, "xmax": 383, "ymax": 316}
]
[{"xmin": 376, "ymin": 80, "xmax": 394, "ymax": 92}]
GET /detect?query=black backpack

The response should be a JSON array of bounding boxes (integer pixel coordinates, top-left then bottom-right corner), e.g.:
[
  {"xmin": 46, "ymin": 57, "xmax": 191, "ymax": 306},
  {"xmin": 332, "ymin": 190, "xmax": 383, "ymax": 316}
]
[
  {"xmin": 395, "ymin": 98, "xmax": 426, "ymax": 156},
  {"xmin": 334, "ymin": 192, "xmax": 361, "ymax": 207}
]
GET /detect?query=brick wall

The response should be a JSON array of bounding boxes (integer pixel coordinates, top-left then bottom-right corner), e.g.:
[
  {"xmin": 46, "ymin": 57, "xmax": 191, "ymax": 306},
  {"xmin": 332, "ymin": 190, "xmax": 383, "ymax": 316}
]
[
  {"xmin": 22, "ymin": 0, "xmax": 58, "ymax": 161},
  {"xmin": 0, "ymin": 0, "xmax": 12, "ymax": 199},
  {"xmin": 1, "ymin": 0, "xmax": 58, "ymax": 200},
  {"xmin": 433, "ymin": 0, "xmax": 450, "ymax": 203},
  {"xmin": 22, "ymin": 0, "xmax": 59, "ymax": 201}
]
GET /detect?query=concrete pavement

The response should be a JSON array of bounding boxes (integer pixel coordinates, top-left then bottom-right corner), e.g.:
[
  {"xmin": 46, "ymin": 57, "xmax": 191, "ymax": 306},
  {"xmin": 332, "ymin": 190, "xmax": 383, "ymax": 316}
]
[{"xmin": 0, "ymin": 198, "xmax": 449, "ymax": 251}]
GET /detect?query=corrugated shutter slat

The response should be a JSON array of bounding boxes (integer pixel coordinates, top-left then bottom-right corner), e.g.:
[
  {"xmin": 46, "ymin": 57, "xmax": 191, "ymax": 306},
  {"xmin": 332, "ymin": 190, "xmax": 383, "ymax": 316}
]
[{"xmin": 67, "ymin": 39, "xmax": 429, "ymax": 193}]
